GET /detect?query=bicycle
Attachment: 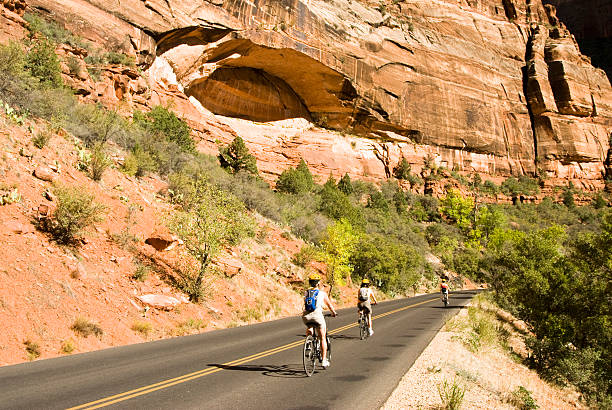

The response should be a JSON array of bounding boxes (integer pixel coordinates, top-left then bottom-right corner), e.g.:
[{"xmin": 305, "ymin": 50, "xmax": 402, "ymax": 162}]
[
  {"xmin": 303, "ymin": 314, "xmax": 333, "ymax": 377},
  {"xmin": 442, "ymin": 290, "xmax": 449, "ymax": 308},
  {"xmin": 358, "ymin": 310, "xmax": 369, "ymax": 340}
]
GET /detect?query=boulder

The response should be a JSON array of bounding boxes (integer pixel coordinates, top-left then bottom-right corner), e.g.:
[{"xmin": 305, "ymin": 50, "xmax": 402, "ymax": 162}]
[
  {"xmin": 145, "ymin": 232, "xmax": 183, "ymax": 251},
  {"xmin": 33, "ymin": 166, "xmax": 55, "ymax": 182},
  {"xmin": 214, "ymin": 255, "xmax": 245, "ymax": 277},
  {"xmin": 136, "ymin": 294, "xmax": 181, "ymax": 310},
  {"xmin": 3, "ymin": 220, "xmax": 34, "ymax": 234}
]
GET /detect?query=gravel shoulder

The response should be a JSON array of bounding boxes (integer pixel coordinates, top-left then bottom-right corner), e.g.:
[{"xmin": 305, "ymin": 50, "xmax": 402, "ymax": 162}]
[{"xmin": 382, "ymin": 297, "xmax": 585, "ymax": 409}]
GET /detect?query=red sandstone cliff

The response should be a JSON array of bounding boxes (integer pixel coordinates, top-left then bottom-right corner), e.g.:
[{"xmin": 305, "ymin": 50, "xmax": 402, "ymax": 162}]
[{"xmin": 22, "ymin": 0, "xmax": 612, "ymax": 188}]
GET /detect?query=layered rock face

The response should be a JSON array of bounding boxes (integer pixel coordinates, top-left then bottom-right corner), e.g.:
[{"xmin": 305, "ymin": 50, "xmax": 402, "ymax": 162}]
[
  {"xmin": 28, "ymin": 0, "xmax": 612, "ymax": 188},
  {"xmin": 543, "ymin": 0, "xmax": 612, "ymax": 80}
]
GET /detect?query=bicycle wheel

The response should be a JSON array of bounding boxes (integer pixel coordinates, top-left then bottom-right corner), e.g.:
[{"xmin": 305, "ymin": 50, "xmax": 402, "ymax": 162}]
[
  {"xmin": 443, "ymin": 294, "xmax": 448, "ymax": 307},
  {"xmin": 359, "ymin": 315, "xmax": 367, "ymax": 340},
  {"xmin": 303, "ymin": 335, "xmax": 316, "ymax": 377}
]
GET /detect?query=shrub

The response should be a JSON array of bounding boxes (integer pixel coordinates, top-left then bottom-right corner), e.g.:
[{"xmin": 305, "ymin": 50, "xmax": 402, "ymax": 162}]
[
  {"xmin": 437, "ymin": 378, "xmax": 465, "ymax": 410},
  {"xmin": 32, "ymin": 131, "xmax": 50, "ymax": 149},
  {"xmin": 292, "ymin": 244, "xmax": 317, "ymax": 267},
  {"xmin": 169, "ymin": 179, "xmax": 255, "ymax": 301},
  {"xmin": 318, "ymin": 183, "xmax": 363, "ymax": 225},
  {"xmin": 24, "ymin": 339, "xmax": 41, "ymax": 360},
  {"xmin": 218, "ymin": 136, "xmax": 258, "ymax": 175},
  {"xmin": 508, "ymin": 386, "xmax": 539, "ymax": 410},
  {"xmin": 131, "ymin": 321, "xmax": 153, "ymax": 337},
  {"xmin": 61, "ymin": 339, "xmax": 75, "ymax": 354},
  {"xmin": 318, "ymin": 218, "xmax": 360, "ymax": 285},
  {"xmin": 133, "ymin": 106, "xmax": 194, "ymax": 153},
  {"xmin": 337, "ymin": 173, "xmax": 353, "ymax": 195},
  {"xmin": 23, "ymin": 12, "xmax": 86, "ymax": 48},
  {"xmin": 440, "ymin": 189, "xmax": 474, "ymax": 231},
  {"xmin": 393, "ymin": 157, "xmax": 412, "ymax": 179},
  {"xmin": 122, "ymin": 147, "xmax": 156, "ymax": 177},
  {"xmin": 70, "ymin": 317, "xmax": 103, "ymax": 338},
  {"xmin": 88, "ymin": 143, "xmax": 111, "ymax": 181},
  {"xmin": 25, "ymin": 39, "xmax": 63, "ymax": 88},
  {"xmin": 276, "ymin": 159, "xmax": 314, "ymax": 194},
  {"xmin": 174, "ymin": 318, "xmax": 206, "ymax": 336},
  {"xmin": 132, "ymin": 264, "xmax": 149, "ymax": 281},
  {"xmin": 39, "ymin": 185, "xmax": 105, "ymax": 244},
  {"xmin": 104, "ymin": 51, "xmax": 134, "ymax": 66}
]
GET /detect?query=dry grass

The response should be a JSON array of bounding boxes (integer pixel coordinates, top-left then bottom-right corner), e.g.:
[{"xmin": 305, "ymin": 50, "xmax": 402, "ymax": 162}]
[{"xmin": 70, "ymin": 317, "xmax": 103, "ymax": 338}]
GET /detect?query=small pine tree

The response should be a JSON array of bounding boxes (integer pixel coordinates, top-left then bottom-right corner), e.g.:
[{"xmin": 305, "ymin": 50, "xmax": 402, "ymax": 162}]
[
  {"xmin": 218, "ymin": 136, "xmax": 258, "ymax": 175},
  {"xmin": 275, "ymin": 158, "xmax": 314, "ymax": 194},
  {"xmin": 337, "ymin": 173, "xmax": 353, "ymax": 195},
  {"xmin": 393, "ymin": 157, "xmax": 412, "ymax": 180},
  {"xmin": 25, "ymin": 38, "xmax": 62, "ymax": 88}
]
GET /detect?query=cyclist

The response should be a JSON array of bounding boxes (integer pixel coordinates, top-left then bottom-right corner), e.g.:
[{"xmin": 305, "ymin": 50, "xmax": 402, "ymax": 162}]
[
  {"xmin": 302, "ymin": 273, "xmax": 337, "ymax": 368},
  {"xmin": 357, "ymin": 278, "xmax": 377, "ymax": 336},
  {"xmin": 440, "ymin": 277, "xmax": 450, "ymax": 302}
]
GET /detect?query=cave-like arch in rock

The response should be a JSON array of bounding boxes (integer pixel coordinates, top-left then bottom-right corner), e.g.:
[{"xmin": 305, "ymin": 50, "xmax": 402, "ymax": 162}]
[{"xmin": 186, "ymin": 67, "xmax": 312, "ymax": 122}]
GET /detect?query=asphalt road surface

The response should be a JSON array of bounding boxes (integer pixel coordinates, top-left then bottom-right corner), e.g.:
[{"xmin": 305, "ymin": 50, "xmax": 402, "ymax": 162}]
[{"xmin": 0, "ymin": 290, "xmax": 477, "ymax": 409}]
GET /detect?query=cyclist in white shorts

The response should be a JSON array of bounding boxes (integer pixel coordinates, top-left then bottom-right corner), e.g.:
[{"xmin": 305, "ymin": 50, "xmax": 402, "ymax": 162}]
[
  {"xmin": 357, "ymin": 278, "xmax": 377, "ymax": 336},
  {"xmin": 302, "ymin": 273, "xmax": 337, "ymax": 368}
]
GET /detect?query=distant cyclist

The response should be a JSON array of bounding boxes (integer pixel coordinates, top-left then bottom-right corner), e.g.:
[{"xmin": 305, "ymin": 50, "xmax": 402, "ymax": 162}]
[
  {"xmin": 440, "ymin": 278, "xmax": 450, "ymax": 302},
  {"xmin": 357, "ymin": 278, "xmax": 377, "ymax": 336},
  {"xmin": 302, "ymin": 273, "xmax": 337, "ymax": 368}
]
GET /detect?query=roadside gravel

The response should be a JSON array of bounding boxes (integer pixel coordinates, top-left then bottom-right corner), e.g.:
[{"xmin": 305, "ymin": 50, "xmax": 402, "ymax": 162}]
[{"xmin": 382, "ymin": 303, "xmax": 584, "ymax": 409}]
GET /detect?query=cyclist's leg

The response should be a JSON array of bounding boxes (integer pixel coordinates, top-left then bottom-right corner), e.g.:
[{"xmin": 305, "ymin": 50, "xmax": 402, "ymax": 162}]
[{"xmin": 316, "ymin": 324, "xmax": 328, "ymax": 361}]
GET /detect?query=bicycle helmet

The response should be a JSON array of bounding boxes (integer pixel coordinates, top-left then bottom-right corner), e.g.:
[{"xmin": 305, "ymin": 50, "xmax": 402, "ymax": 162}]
[
  {"xmin": 308, "ymin": 273, "xmax": 321, "ymax": 287},
  {"xmin": 441, "ymin": 278, "xmax": 447, "ymax": 283},
  {"xmin": 361, "ymin": 278, "xmax": 370, "ymax": 287}
]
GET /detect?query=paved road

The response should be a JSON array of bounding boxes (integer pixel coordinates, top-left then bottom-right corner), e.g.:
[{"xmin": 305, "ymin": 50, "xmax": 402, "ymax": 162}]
[{"xmin": 0, "ymin": 291, "xmax": 477, "ymax": 409}]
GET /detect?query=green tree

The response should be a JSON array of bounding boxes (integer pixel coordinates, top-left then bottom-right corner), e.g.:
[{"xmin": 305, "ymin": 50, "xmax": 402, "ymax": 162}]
[
  {"xmin": 218, "ymin": 136, "xmax": 258, "ymax": 175},
  {"xmin": 318, "ymin": 218, "xmax": 360, "ymax": 286},
  {"xmin": 133, "ymin": 106, "xmax": 194, "ymax": 152},
  {"xmin": 276, "ymin": 158, "xmax": 314, "ymax": 194},
  {"xmin": 367, "ymin": 191, "xmax": 389, "ymax": 212},
  {"xmin": 25, "ymin": 38, "xmax": 62, "ymax": 88},
  {"xmin": 169, "ymin": 179, "xmax": 255, "ymax": 301},
  {"xmin": 440, "ymin": 189, "xmax": 474, "ymax": 231},
  {"xmin": 351, "ymin": 233, "xmax": 422, "ymax": 293},
  {"xmin": 393, "ymin": 157, "xmax": 412, "ymax": 180},
  {"xmin": 337, "ymin": 173, "xmax": 353, "ymax": 195}
]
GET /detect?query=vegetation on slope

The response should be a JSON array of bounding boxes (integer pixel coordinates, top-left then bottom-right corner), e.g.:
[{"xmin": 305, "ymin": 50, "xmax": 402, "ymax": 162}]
[{"xmin": 0, "ymin": 12, "xmax": 610, "ymax": 405}]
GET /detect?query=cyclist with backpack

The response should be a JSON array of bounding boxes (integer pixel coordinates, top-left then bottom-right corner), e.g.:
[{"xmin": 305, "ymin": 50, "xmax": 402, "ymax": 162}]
[
  {"xmin": 357, "ymin": 279, "xmax": 377, "ymax": 336},
  {"xmin": 302, "ymin": 273, "xmax": 337, "ymax": 368},
  {"xmin": 440, "ymin": 277, "xmax": 450, "ymax": 305}
]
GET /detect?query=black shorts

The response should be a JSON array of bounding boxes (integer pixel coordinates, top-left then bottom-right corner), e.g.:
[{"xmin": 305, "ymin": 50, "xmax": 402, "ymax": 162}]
[{"xmin": 357, "ymin": 301, "xmax": 371, "ymax": 314}]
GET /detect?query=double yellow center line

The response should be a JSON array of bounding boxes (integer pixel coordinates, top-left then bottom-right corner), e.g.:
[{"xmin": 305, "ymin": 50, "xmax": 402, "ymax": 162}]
[{"xmin": 68, "ymin": 296, "xmax": 436, "ymax": 409}]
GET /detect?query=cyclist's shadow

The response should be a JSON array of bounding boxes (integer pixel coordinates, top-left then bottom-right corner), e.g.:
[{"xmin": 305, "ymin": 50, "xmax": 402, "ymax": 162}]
[{"xmin": 209, "ymin": 363, "xmax": 307, "ymax": 378}]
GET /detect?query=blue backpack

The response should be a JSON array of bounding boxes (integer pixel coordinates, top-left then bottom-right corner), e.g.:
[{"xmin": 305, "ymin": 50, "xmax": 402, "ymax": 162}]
[{"xmin": 304, "ymin": 289, "xmax": 319, "ymax": 312}]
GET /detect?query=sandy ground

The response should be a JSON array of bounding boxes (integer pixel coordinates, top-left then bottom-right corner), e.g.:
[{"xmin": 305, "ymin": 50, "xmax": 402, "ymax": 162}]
[{"xmin": 382, "ymin": 302, "xmax": 584, "ymax": 409}]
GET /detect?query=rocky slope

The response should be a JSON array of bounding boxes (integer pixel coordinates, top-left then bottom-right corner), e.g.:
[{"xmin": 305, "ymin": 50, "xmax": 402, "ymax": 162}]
[{"xmin": 23, "ymin": 0, "xmax": 612, "ymax": 191}]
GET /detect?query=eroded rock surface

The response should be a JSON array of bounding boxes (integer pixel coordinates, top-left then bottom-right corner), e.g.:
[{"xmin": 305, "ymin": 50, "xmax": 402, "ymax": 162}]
[{"xmin": 27, "ymin": 0, "xmax": 612, "ymax": 187}]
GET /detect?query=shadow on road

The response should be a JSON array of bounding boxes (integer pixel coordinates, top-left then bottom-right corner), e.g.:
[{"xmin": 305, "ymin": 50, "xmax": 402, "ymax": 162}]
[
  {"xmin": 330, "ymin": 334, "xmax": 360, "ymax": 340},
  {"xmin": 209, "ymin": 363, "xmax": 306, "ymax": 378}
]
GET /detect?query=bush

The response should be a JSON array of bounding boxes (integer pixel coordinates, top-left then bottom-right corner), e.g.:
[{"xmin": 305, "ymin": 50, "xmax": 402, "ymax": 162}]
[
  {"xmin": 508, "ymin": 386, "xmax": 539, "ymax": 410},
  {"xmin": 32, "ymin": 131, "xmax": 50, "ymax": 149},
  {"xmin": 24, "ymin": 339, "xmax": 41, "ymax": 360},
  {"xmin": 437, "ymin": 378, "xmax": 465, "ymax": 410},
  {"xmin": 131, "ymin": 321, "xmax": 152, "ymax": 337},
  {"xmin": 122, "ymin": 147, "xmax": 156, "ymax": 177},
  {"xmin": 25, "ymin": 39, "xmax": 63, "ymax": 88},
  {"xmin": 337, "ymin": 173, "xmax": 353, "ymax": 195},
  {"xmin": 39, "ymin": 185, "xmax": 105, "ymax": 244},
  {"xmin": 276, "ymin": 159, "xmax": 314, "ymax": 194},
  {"xmin": 132, "ymin": 264, "xmax": 149, "ymax": 281},
  {"xmin": 23, "ymin": 12, "xmax": 87, "ymax": 48},
  {"xmin": 218, "ymin": 136, "xmax": 258, "ymax": 175},
  {"xmin": 292, "ymin": 244, "xmax": 317, "ymax": 267},
  {"xmin": 61, "ymin": 339, "xmax": 75, "ymax": 354},
  {"xmin": 393, "ymin": 157, "xmax": 412, "ymax": 180},
  {"xmin": 88, "ymin": 143, "xmax": 111, "ymax": 181},
  {"xmin": 169, "ymin": 179, "xmax": 255, "ymax": 301},
  {"xmin": 104, "ymin": 51, "xmax": 134, "ymax": 66},
  {"xmin": 70, "ymin": 317, "xmax": 103, "ymax": 338},
  {"xmin": 133, "ymin": 106, "xmax": 194, "ymax": 153}
]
